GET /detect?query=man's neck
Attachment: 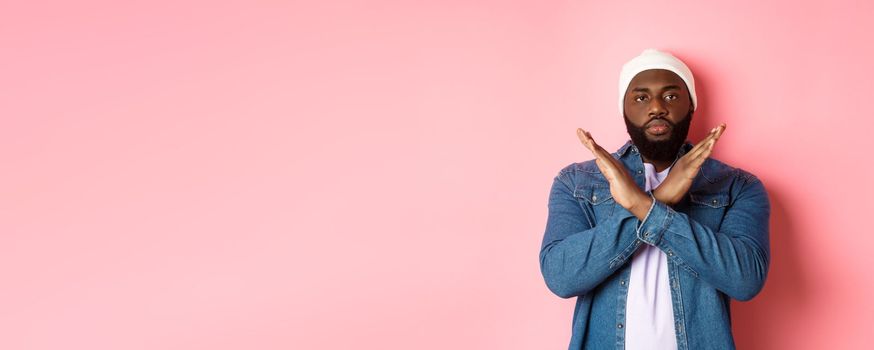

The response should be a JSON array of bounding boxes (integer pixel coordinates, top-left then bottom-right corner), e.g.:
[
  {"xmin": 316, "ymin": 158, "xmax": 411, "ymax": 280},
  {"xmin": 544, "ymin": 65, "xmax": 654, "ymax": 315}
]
[{"xmin": 641, "ymin": 156, "xmax": 672, "ymax": 173}]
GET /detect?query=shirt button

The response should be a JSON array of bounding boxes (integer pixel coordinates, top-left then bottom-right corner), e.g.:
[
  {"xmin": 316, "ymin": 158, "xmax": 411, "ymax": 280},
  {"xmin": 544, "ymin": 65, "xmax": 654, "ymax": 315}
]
[
  {"xmin": 618, "ymin": 323, "xmax": 624, "ymax": 329},
  {"xmin": 644, "ymin": 232, "xmax": 651, "ymax": 238},
  {"xmin": 637, "ymin": 169, "xmax": 643, "ymax": 174},
  {"xmin": 620, "ymin": 280, "xmax": 626, "ymax": 286},
  {"xmin": 712, "ymin": 199, "xmax": 718, "ymax": 205},
  {"xmin": 592, "ymin": 195, "xmax": 598, "ymax": 201},
  {"xmin": 667, "ymin": 251, "xmax": 673, "ymax": 256}
]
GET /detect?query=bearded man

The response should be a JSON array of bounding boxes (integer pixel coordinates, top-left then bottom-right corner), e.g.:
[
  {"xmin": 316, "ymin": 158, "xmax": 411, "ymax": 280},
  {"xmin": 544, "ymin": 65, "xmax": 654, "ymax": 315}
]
[{"xmin": 539, "ymin": 49, "xmax": 771, "ymax": 350}]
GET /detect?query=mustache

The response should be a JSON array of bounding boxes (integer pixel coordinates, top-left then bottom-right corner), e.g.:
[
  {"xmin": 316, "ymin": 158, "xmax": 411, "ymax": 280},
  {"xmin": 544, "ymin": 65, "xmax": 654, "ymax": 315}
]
[{"xmin": 646, "ymin": 117, "xmax": 675, "ymax": 128}]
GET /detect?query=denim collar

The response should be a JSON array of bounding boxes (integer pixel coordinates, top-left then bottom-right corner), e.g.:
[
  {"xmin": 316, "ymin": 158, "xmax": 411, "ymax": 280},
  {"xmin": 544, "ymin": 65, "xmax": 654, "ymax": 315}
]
[{"xmin": 615, "ymin": 139, "xmax": 694, "ymax": 159}]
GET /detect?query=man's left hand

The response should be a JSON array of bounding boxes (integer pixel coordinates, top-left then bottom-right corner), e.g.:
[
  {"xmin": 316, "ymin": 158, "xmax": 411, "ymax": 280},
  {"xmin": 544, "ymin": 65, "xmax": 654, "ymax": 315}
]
[{"xmin": 653, "ymin": 123, "xmax": 726, "ymax": 206}]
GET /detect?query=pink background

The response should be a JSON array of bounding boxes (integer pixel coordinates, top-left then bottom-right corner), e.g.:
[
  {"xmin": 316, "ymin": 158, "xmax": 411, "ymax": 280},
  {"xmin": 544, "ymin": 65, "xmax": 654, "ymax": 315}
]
[{"xmin": 2, "ymin": 1, "xmax": 872, "ymax": 349}]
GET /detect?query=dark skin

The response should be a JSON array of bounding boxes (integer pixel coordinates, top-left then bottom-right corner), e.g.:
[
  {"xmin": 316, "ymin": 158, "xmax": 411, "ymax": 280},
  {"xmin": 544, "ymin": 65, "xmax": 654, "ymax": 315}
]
[
  {"xmin": 624, "ymin": 69, "xmax": 696, "ymax": 172},
  {"xmin": 575, "ymin": 69, "xmax": 727, "ymax": 220}
]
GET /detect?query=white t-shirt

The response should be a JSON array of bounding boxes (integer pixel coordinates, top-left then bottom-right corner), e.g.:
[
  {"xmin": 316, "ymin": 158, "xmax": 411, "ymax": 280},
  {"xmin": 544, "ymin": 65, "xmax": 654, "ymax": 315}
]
[{"xmin": 625, "ymin": 163, "xmax": 677, "ymax": 349}]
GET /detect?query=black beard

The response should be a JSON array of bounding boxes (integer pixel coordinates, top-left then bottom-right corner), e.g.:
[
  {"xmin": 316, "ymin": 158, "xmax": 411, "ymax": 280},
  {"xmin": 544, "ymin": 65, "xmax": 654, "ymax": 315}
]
[{"xmin": 624, "ymin": 111, "xmax": 692, "ymax": 163}]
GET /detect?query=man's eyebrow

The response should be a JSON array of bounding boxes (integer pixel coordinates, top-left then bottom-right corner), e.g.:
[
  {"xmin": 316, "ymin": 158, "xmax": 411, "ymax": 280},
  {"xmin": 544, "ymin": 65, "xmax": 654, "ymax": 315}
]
[{"xmin": 631, "ymin": 85, "xmax": 682, "ymax": 93}]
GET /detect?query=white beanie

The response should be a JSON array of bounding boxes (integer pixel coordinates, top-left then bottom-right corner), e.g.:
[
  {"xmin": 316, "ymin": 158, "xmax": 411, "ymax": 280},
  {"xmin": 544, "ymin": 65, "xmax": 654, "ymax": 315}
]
[{"xmin": 618, "ymin": 48, "xmax": 697, "ymax": 118}]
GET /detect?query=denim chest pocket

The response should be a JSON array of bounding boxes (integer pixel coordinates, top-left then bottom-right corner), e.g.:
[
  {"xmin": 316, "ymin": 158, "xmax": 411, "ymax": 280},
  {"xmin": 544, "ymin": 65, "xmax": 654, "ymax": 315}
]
[
  {"xmin": 687, "ymin": 192, "xmax": 730, "ymax": 229},
  {"xmin": 573, "ymin": 183, "xmax": 615, "ymax": 224}
]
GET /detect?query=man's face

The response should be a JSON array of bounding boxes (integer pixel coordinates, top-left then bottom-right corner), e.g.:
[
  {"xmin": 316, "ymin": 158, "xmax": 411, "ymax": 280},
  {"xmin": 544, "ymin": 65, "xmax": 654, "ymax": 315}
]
[{"xmin": 622, "ymin": 69, "xmax": 694, "ymax": 163}]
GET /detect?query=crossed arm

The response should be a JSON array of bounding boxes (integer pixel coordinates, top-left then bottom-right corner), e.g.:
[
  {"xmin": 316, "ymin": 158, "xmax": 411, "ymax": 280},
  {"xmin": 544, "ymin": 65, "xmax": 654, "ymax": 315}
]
[
  {"xmin": 541, "ymin": 125, "xmax": 771, "ymax": 300},
  {"xmin": 539, "ymin": 174, "xmax": 643, "ymax": 298}
]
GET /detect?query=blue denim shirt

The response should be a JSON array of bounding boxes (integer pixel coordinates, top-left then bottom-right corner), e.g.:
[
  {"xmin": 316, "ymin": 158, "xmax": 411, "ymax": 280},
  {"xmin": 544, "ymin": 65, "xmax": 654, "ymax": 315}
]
[{"xmin": 539, "ymin": 140, "xmax": 770, "ymax": 350}]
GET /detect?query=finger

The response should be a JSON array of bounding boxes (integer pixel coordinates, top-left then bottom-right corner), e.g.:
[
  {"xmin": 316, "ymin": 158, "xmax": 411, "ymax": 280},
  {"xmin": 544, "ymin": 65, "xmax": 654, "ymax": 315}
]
[
  {"xmin": 701, "ymin": 124, "xmax": 726, "ymax": 156},
  {"xmin": 695, "ymin": 138, "xmax": 717, "ymax": 163},
  {"xmin": 705, "ymin": 123, "xmax": 726, "ymax": 144},
  {"xmin": 688, "ymin": 123, "xmax": 726, "ymax": 159},
  {"xmin": 578, "ymin": 128, "xmax": 601, "ymax": 153},
  {"xmin": 595, "ymin": 158, "xmax": 618, "ymax": 181},
  {"xmin": 576, "ymin": 128, "xmax": 588, "ymax": 147},
  {"xmin": 585, "ymin": 130, "xmax": 616, "ymax": 162},
  {"xmin": 686, "ymin": 137, "xmax": 713, "ymax": 160},
  {"xmin": 577, "ymin": 128, "xmax": 597, "ymax": 154},
  {"xmin": 690, "ymin": 140, "xmax": 716, "ymax": 168},
  {"xmin": 711, "ymin": 123, "xmax": 726, "ymax": 141},
  {"xmin": 594, "ymin": 157, "xmax": 612, "ymax": 178},
  {"xmin": 579, "ymin": 129, "xmax": 610, "ymax": 161},
  {"xmin": 583, "ymin": 130, "xmax": 624, "ymax": 174},
  {"xmin": 687, "ymin": 126, "xmax": 719, "ymax": 156},
  {"xmin": 703, "ymin": 124, "xmax": 726, "ymax": 156},
  {"xmin": 689, "ymin": 138, "xmax": 718, "ymax": 162},
  {"xmin": 594, "ymin": 157, "xmax": 606, "ymax": 172}
]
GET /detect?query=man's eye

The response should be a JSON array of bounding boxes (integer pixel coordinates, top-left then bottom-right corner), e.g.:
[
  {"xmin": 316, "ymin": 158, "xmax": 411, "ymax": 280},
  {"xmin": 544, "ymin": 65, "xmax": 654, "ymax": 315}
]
[
  {"xmin": 665, "ymin": 94, "xmax": 677, "ymax": 101},
  {"xmin": 635, "ymin": 95, "xmax": 648, "ymax": 102}
]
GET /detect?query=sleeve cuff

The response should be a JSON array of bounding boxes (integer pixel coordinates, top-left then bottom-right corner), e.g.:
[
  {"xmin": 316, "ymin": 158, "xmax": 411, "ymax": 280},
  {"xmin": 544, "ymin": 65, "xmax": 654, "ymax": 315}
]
[
  {"xmin": 636, "ymin": 193, "xmax": 673, "ymax": 245},
  {"xmin": 635, "ymin": 191, "xmax": 656, "ymax": 231}
]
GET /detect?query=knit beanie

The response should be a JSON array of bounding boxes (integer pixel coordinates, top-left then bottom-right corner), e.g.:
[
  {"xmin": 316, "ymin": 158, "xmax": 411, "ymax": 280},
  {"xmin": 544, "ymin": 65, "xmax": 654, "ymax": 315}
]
[{"xmin": 618, "ymin": 48, "xmax": 697, "ymax": 118}]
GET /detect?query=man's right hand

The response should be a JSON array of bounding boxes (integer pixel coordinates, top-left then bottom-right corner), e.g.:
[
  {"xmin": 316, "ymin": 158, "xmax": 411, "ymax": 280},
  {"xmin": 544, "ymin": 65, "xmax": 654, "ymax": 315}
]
[
  {"xmin": 653, "ymin": 123, "xmax": 727, "ymax": 206},
  {"xmin": 577, "ymin": 128, "xmax": 653, "ymax": 220}
]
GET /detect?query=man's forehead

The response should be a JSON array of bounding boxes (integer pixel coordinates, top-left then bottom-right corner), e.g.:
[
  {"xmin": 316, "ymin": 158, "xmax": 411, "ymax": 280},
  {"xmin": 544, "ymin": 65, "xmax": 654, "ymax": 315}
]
[
  {"xmin": 628, "ymin": 69, "xmax": 687, "ymax": 91},
  {"xmin": 629, "ymin": 69, "xmax": 684, "ymax": 84}
]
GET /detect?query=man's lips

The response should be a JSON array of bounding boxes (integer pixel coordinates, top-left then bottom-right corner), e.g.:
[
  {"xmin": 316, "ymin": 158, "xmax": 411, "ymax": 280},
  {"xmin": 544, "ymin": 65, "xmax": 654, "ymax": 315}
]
[{"xmin": 646, "ymin": 120, "xmax": 671, "ymax": 136}]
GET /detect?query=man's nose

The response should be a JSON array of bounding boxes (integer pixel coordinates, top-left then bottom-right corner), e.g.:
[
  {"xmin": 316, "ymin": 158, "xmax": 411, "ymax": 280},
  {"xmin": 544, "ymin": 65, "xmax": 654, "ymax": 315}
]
[{"xmin": 648, "ymin": 98, "xmax": 667, "ymax": 117}]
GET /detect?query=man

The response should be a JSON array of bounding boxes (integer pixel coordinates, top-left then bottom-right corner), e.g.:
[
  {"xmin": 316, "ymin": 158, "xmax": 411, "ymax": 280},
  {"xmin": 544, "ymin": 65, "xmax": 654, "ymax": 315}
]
[{"xmin": 539, "ymin": 49, "xmax": 770, "ymax": 349}]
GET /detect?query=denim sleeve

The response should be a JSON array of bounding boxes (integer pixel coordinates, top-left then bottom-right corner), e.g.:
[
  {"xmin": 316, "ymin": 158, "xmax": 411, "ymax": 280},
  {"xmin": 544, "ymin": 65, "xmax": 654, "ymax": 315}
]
[
  {"xmin": 636, "ymin": 175, "xmax": 771, "ymax": 301},
  {"xmin": 539, "ymin": 172, "xmax": 641, "ymax": 299}
]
